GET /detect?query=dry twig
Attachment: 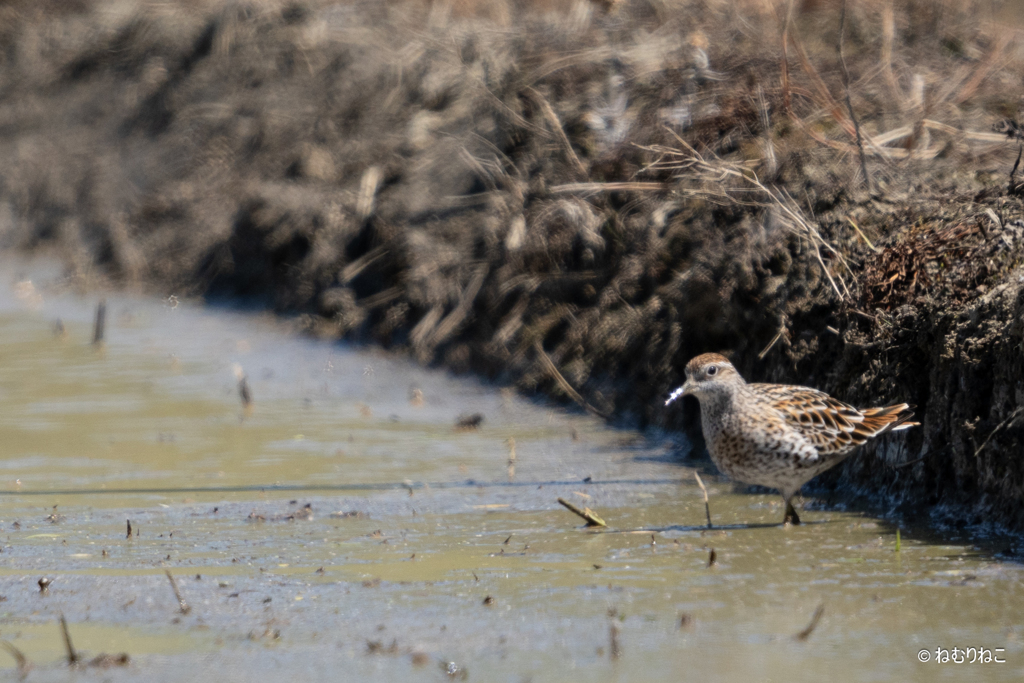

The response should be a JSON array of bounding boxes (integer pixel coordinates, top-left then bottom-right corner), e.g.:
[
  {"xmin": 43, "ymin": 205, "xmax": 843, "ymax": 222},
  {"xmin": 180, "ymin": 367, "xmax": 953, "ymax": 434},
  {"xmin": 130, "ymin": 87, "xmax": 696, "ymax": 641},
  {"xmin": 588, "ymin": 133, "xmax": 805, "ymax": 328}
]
[
  {"xmin": 846, "ymin": 218, "xmax": 880, "ymax": 253},
  {"xmin": 694, "ymin": 472, "xmax": 713, "ymax": 528},
  {"xmin": 838, "ymin": 1, "xmax": 871, "ymax": 193},
  {"xmin": 424, "ymin": 264, "xmax": 489, "ymax": 350},
  {"xmin": 59, "ymin": 614, "xmax": 79, "ymax": 665},
  {"xmin": 93, "ymin": 300, "xmax": 106, "ymax": 345},
  {"xmin": 506, "ymin": 437, "xmax": 516, "ymax": 481},
  {"xmin": 548, "ymin": 181, "xmax": 666, "ymax": 195},
  {"xmin": 534, "ymin": 341, "xmax": 610, "ymax": 418},
  {"xmin": 880, "ymin": 1, "xmax": 905, "ymax": 110},
  {"xmin": 524, "ymin": 87, "xmax": 588, "ymax": 179},
  {"xmin": 609, "ymin": 621, "xmax": 621, "ymax": 659},
  {"xmin": 557, "ymin": 497, "xmax": 606, "ymax": 527},
  {"xmin": 974, "ymin": 407, "xmax": 1023, "ymax": 459},
  {"xmin": 165, "ymin": 570, "xmax": 191, "ymax": 614},
  {"xmin": 758, "ymin": 318, "xmax": 788, "ymax": 360},
  {"xmin": 794, "ymin": 603, "xmax": 825, "ymax": 641},
  {"xmin": 0, "ymin": 640, "xmax": 31, "ymax": 679}
]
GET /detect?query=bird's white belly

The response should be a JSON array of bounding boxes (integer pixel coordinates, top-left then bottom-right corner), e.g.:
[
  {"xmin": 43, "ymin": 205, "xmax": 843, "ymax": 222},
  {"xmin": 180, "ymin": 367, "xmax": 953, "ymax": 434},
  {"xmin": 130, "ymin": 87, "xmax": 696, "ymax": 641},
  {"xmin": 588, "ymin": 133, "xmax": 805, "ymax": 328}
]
[{"xmin": 702, "ymin": 411, "xmax": 821, "ymax": 489}]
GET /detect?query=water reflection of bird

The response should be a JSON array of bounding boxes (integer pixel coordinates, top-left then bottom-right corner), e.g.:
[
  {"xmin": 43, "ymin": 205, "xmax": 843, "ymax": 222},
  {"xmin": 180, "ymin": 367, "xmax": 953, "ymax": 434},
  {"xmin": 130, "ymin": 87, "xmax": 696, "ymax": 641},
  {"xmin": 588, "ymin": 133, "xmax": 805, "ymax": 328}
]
[{"xmin": 666, "ymin": 353, "xmax": 917, "ymax": 525}]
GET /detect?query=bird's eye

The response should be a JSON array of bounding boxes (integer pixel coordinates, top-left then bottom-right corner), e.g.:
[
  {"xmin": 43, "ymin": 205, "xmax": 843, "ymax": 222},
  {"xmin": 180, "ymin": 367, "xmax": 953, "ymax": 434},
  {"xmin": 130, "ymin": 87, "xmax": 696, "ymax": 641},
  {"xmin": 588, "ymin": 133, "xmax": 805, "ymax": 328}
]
[{"xmin": 706, "ymin": 365, "xmax": 718, "ymax": 376}]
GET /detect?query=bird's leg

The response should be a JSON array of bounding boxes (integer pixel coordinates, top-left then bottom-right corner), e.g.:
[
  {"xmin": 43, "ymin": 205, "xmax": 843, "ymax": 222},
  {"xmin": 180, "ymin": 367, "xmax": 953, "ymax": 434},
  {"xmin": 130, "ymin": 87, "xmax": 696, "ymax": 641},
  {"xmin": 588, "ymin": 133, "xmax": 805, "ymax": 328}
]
[{"xmin": 783, "ymin": 498, "xmax": 801, "ymax": 525}]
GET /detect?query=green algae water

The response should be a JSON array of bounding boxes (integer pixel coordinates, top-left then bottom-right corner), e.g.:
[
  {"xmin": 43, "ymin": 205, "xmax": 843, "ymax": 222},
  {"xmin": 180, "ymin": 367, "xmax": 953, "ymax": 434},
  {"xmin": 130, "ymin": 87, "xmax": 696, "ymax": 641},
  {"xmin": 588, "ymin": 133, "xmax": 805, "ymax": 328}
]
[{"xmin": 0, "ymin": 263, "xmax": 1021, "ymax": 682}]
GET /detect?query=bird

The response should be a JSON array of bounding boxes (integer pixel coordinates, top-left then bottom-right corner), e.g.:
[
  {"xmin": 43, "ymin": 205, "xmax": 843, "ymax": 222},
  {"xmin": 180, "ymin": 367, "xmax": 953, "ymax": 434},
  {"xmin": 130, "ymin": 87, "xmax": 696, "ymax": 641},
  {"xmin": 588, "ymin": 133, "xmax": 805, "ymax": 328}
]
[{"xmin": 665, "ymin": 353, "xmax": 918, "ymax": 525}]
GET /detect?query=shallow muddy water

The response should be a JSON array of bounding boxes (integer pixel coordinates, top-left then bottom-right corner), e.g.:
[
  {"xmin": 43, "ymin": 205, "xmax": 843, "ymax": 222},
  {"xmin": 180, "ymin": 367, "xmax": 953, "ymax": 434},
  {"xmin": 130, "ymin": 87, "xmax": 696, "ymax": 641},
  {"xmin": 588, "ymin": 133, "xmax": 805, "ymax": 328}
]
[{"xmin": 0, "ymin": 263, "xmax": 1021, "ymax": 682}]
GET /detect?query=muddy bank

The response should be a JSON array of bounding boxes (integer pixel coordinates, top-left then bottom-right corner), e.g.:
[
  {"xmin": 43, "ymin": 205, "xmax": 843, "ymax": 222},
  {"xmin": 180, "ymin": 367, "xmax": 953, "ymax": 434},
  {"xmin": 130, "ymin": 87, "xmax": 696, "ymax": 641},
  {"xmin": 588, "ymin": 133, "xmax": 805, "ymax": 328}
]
[{"xmin": 1, "ymin": 1, "xmax": 1024, "ymax": 530}]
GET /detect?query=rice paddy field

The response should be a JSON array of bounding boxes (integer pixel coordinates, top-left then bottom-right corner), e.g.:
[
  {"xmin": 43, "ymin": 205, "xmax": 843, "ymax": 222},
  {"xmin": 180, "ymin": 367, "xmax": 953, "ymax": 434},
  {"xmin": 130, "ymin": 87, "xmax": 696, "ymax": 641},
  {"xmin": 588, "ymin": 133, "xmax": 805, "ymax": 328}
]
[
  {"xmin": 2, "ymin": 1, "xmax": 1024, "ymax": 679},
  {"xmin": 0, "ymin": 266, "xmax": 1021, "ymax": 681}
]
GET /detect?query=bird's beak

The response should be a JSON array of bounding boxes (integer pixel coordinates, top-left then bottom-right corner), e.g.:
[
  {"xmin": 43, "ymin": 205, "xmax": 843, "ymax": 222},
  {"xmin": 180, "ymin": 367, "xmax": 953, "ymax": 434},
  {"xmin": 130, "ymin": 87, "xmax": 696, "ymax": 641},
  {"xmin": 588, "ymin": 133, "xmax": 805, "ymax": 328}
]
[{"xmin": 665, "ymin": 378, "xmax": 696, "ymax": 406}]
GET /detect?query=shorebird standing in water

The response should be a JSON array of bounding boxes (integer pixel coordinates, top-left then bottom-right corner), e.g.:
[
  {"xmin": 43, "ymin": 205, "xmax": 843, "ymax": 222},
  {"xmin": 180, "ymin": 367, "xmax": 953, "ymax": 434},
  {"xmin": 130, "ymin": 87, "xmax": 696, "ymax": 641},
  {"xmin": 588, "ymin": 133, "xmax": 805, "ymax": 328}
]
[{"xmin": 666, "ymin": 353, "xmax": 918, "ymax": 525}]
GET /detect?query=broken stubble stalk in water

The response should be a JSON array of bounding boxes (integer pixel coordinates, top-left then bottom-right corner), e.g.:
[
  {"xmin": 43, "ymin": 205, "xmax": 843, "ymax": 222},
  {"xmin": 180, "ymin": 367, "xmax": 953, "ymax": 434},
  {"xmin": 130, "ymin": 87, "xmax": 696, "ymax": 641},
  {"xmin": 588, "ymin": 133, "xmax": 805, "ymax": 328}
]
[
  {"xmin": 0, "ymin": 639, "xmax": 30, "ymax": 677},
  {"xmin": 506, "ymin": 437, "xmax": 516, "ymax": 482},
  {"xmin": 92, "ymin": 300, "xmax": 106, "ymax": 345},
  {"xmin": 165, "ymin": 570, "xmax": 191, "ymax": 614},
  {"xmin": 794, "ymin": 603, "xmax": 825, "ymax": 641},
  {"xmin": 694, "ymin": 472, "xmax": 713, "ymax": 528},
  {"xmin": 59, "ymin": 614, "xmax": 79, "ymax": 665},
  {"xmin": 557, "ymin": 497, "xmax": 606, "ymax": 527},
  {"xmin": 234, "ymin": 363, "xmax": 253, "ymax": 416},
  {"xmin": 609, "ymin": 621, "xmax": 621, "ymax": 660}
]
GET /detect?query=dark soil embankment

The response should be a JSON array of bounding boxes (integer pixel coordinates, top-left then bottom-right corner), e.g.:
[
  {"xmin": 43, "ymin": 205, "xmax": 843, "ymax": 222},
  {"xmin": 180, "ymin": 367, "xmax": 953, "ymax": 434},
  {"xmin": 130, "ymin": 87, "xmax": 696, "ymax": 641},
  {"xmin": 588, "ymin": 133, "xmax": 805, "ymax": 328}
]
[{"xmin": 2, "ymin": 0, "xmax": 1024, "ymax": 530}]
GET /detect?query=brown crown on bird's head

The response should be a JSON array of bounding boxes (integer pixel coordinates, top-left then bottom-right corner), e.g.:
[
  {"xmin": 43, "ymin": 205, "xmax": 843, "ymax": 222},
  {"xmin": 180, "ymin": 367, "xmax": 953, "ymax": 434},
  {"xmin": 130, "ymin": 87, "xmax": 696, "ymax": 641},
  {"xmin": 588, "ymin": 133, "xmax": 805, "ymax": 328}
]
[
  {"xmin": 666, "ymin": 353, "xmax": 742, "ymax": 405},
  {"xmin": 685, "ymin": 353, "xmax": 738, "ymax": 377}
]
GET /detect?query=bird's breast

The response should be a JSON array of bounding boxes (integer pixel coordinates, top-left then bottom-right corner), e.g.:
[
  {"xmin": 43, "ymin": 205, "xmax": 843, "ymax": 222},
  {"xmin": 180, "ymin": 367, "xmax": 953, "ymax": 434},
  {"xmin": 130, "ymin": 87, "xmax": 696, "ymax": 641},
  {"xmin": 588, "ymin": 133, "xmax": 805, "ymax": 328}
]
[{"xmin": 700, "ymin": 404, "xmax": 818, "ymax": 480}]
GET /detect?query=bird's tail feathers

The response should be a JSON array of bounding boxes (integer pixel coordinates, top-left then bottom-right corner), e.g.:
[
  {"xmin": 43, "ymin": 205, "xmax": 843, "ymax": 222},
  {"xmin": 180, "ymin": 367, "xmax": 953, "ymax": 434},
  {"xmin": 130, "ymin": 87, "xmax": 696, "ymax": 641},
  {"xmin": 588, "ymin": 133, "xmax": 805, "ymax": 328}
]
[{"xmin": 857, "ymin": 403, "xmax": 918, "ymax": 439}]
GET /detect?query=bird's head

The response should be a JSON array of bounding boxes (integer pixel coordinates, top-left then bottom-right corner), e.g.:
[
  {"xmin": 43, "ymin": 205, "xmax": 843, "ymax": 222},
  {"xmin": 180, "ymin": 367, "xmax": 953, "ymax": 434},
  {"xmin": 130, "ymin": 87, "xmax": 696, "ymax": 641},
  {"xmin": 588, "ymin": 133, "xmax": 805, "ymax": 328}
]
[{"xmin": 665, "ymin": 353, "xmax": 744, "ymax": 405}]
